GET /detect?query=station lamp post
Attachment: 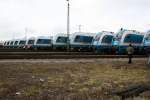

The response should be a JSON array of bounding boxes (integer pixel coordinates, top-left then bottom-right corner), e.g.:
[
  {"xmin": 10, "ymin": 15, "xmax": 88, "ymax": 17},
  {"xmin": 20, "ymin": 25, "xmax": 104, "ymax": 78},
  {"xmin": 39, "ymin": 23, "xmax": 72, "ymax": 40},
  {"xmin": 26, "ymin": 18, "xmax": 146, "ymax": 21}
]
[{"xmin": 66, "ymin": 0, "xmax": 70, "ymax": 51}]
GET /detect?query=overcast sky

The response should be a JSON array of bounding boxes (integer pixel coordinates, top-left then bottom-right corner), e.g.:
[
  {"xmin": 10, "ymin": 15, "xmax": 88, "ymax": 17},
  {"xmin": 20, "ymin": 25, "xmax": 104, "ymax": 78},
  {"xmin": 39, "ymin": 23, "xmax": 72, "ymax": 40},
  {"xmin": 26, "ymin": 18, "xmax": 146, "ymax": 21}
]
[{"xmin": 0, "ymin": 0, "xmax": 150, "ymax": 40}]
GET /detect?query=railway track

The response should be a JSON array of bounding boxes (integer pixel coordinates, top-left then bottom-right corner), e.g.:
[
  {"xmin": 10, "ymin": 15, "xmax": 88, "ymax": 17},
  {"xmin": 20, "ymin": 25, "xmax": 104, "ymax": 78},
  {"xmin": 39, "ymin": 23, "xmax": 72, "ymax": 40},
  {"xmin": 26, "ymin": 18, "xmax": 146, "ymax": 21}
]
[
  {"xmin": 0, "ymin": 48, "xmax": 147, "ymax": 59},
  {"xmin": 0, "ymin": 52, "xmax": 146, "ymax": 59},
  {"xmin": 0, "ymin": 48, "xmax": 53, "ymax": 52},
  {"xmin": 0, "ymin": 52, "xmax": 95, "ymax": 55}
]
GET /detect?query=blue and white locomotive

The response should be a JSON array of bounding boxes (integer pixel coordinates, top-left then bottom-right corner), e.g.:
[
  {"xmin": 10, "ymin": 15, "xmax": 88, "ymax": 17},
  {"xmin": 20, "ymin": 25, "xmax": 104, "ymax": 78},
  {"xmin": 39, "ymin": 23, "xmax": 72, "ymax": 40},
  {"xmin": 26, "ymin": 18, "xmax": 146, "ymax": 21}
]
[
  {"xmin": 3, "ymin": 41, "xmax": 7, "ymax": 48},
  {"xmin": 112, "ymin": 28, "xmax": 144, "ymax": 54},
  {"xmin": 93, "ymin": 31, "xmax": 114, "ymax": 54},
  {"xmin": 25, "ymin": 37, "xmax": 36, "ymax": 50},
  {"xmin": 52, "ymin": 33, "xmax": 68, "ymax": 50},
  {"xmin": 4, "ymin": 40, "xmax": 11, "ymax": 48},
  {"xmin": 3, "ymin": 41, "xmax": 9, "ymax": 48},
  {"xmin": 32, "ymin": 36, "xmax": 53, "ymax": 50},
  {"xmin": 9, "ymin": 40, "xmax": 15, "ymax": 48},
  {"xmin": 18, "ymin": 38, "xmax": 27, "ymax": 48},
  {"xmin": 69, "ymin": 32, "xmax": 95, "ymax": 51},
  {"xmin": 13, "ymin": 39, "xmax": 19, "ymax": 48}
]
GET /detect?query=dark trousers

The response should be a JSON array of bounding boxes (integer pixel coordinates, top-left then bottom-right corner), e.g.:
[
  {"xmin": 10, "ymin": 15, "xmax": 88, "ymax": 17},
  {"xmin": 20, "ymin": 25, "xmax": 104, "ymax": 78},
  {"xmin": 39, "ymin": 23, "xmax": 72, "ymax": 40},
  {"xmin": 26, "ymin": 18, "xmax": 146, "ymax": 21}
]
[{"xmin": 128, "ymin": 54, "xmax": 132, "ymax": 64}]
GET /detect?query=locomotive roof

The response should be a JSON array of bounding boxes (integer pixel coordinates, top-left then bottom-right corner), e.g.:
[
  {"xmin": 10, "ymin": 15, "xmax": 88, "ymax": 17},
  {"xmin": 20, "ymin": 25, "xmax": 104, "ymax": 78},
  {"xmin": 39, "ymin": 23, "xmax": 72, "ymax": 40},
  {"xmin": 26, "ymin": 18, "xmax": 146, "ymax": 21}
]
[{"xmin": 71, "ymin": 32, "xmax": 96, "ymax": 36}]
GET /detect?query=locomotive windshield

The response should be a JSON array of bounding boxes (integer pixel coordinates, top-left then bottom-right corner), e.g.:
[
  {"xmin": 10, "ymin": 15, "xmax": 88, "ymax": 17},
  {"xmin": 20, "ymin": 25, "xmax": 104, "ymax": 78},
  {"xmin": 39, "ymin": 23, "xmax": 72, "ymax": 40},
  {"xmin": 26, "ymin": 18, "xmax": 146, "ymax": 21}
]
[
  {"xmin": 14, "ymin": 41, "xmax": 18, "ymax": 45},
  {"xmin": 124, "ymin": 34, "xmax": 144, "ymax": 43},
  {"xmin": 19, "ymin": 40, "xmax": 26, "ymax": 45},
  {"xmin": 28, "ymin": 40, "xmax": 35, "ymax": 44},
  {"xmin": 145, "ymin": 34, "xmax": 150, "ymax": 40},
  {"xmin": 36, "ymin": 39, "xmax": 51, "ymax": 44},
  {"xmin": 10, "ymin": 41, "xmax": 14, "ymax": 45},
  {"xmin": 7, "ymin": 42, "xmax": 10, "ymax": 45},
  {"xmin": 101, "ymin": 35, "xmax": 113, "ymax": 43},
  {"xmin": 4, "ymin": 42, "xmax": 7, "ymax": 45},
  {"xmin": 74, "ymin": 35, "xmax": 93, "ymax": 43},
  {"xmin": 56, "ymin": 37, "xmax": 68, "ymax": 43}
]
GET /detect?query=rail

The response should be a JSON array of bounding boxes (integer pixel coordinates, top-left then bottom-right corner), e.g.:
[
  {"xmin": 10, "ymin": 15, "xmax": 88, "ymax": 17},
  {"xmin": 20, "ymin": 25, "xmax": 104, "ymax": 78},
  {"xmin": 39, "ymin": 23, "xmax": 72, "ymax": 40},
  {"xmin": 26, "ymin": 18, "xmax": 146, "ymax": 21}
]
[{"xmin": 0, "ymin": 52, "xmax": 146, "ymax": 59}]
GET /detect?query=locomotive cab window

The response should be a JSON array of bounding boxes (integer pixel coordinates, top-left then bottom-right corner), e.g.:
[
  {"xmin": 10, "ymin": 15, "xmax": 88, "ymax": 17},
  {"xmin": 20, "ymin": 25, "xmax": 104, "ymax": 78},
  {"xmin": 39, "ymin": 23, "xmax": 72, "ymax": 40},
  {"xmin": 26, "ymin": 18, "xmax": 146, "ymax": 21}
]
[
  {"xmin": 124, "ymin": 34, "xmax": 144, "ymax": 43},
  {"xmin": 19, "ymin": 41, "xmax": 26, "ymax": 45},
  {"xmin": 28, "ymin": 40, "xmax": 35, "ymax": 44},
  {"xmin": 145, "ymin": 34, "xmax": 150, "ymax": 40},
  {"xmin": 74, "ymin": 35, "xmax": 93, "ymax": 43},
  {"xmin": 36, "ymin": 39, "xmax": 51, "ymax": 44},
  {"xmin": 14, "ymin": 41, "xmax": 18, "ymax": 45},
  {"xmin": 7, "ymin": 42, "xmax": 10, "ymax": 45},
  {"xmin": 4, "ymin": 42, "xmax": 6, "ymax": 45},
  {"xmin": 10, "ymin": 41, "xmax": 14, "ymax": 45},
  {"xmin": 56, "ymin": 37, "xmax": 68, "ymax": 43},
  {"xmin": 101, "ymin": 35, "xmax": 113, "ymax": 43}
]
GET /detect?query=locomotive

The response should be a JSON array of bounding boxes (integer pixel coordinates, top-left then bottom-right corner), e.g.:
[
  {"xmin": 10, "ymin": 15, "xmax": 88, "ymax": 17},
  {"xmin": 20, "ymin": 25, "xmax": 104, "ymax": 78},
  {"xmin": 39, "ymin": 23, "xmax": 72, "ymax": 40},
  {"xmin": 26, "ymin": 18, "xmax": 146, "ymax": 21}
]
[
  {"xmin": 112, "ymin": 29, "xmax": 144, "ymax": 54},
  {"xmin": 92, "ymin": 31, "xmax": 114, "ymax": 54}
]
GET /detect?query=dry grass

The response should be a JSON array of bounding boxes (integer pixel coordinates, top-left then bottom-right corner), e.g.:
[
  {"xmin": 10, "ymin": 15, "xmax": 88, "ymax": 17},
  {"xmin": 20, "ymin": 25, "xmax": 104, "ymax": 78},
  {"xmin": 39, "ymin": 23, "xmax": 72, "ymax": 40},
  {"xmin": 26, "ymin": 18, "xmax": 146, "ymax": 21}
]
[{"xmin": 0, "ymin": 59, "xmax": 149, "ymax": 100}]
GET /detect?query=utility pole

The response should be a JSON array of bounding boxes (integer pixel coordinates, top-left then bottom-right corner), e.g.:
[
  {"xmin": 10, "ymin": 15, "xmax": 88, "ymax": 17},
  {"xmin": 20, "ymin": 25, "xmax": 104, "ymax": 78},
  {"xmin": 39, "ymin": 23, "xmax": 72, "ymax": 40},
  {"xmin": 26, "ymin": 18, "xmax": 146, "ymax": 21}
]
[{"xmin": 66, "ymin": 0, "xmax": 70, "ymax": 51}]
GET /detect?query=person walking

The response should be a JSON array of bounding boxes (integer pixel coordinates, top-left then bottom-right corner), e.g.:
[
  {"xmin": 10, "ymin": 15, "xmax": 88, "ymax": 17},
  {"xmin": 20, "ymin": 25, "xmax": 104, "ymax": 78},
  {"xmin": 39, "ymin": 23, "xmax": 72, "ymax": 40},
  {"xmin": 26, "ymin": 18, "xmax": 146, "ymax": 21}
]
[{"xmin": 126, "ymin": 44, "xmax": 134, "ymax": 64}]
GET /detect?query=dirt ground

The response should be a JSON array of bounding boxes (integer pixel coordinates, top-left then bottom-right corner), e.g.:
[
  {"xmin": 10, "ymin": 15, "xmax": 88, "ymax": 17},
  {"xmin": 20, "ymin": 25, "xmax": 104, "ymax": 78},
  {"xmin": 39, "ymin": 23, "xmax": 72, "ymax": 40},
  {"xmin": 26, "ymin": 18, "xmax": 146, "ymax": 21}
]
[{"xmin": 0, "ymin": 58, "xmax": 149, "ymax": 100}]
